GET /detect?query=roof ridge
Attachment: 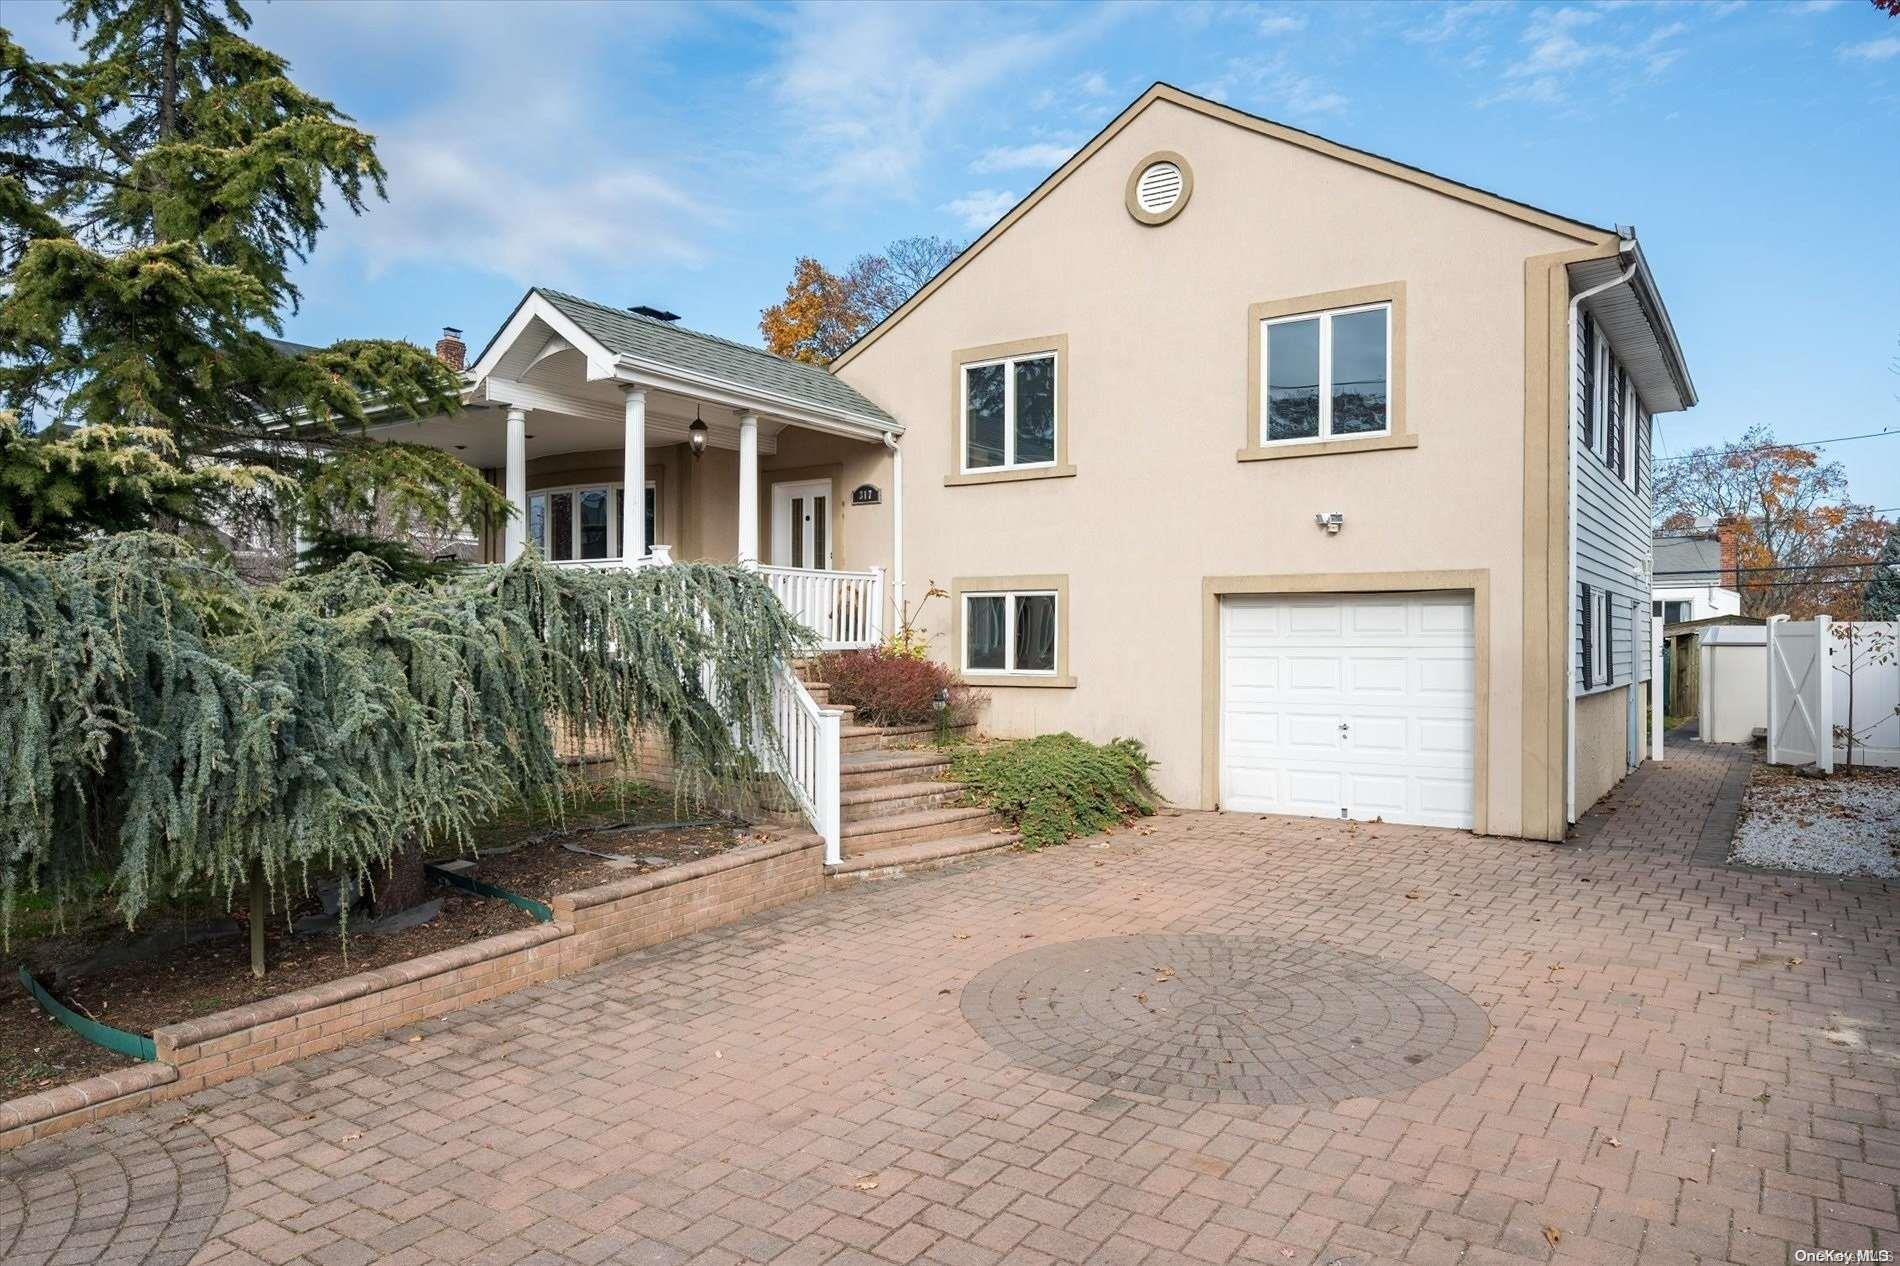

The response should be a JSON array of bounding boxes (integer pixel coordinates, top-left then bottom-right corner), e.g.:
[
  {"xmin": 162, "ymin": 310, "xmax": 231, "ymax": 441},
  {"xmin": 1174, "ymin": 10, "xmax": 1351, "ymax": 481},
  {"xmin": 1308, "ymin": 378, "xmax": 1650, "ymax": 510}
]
[{"xmin": 533, "ymin": 287, "xmax": 829, "ymax": 376}]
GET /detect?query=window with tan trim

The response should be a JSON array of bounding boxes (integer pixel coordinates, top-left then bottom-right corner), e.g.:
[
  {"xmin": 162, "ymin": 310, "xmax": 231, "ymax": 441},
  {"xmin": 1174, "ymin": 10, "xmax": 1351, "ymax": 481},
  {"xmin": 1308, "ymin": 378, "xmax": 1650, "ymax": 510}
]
[
  {"xmin": 947, "ymin": 337, "xmax": 1073, "ymax": 486},
  {"xmin": 1241, "ymin": 282, "xmax": 1412, "ymax": 462},
  {"xmin": 950, "ymin": 574, "xmax": 1076, "ymax": 687}
]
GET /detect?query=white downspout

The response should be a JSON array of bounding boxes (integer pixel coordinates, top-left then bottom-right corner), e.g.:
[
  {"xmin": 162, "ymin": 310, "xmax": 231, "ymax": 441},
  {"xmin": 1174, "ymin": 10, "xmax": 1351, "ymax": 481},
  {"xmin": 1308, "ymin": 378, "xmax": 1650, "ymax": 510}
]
[
  {"xmin": 882, "ymin": 431, "xmax": 904, "ymax": 639},
  {"xmin": 1565, "ymin": 242, "xmax": 1637, "ymax": 827}
]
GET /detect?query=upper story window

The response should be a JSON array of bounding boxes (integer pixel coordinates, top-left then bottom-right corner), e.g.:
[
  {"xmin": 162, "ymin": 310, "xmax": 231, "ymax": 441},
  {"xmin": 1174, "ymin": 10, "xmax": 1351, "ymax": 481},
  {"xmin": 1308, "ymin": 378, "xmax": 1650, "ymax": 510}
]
[
  {"xmin": 1583, "ymin": 315, "xmax": 1640, "ymax": 491},
  {"xmin": 1260, "ymin": 302, "xmax": 1391, "ymax": 445},
  {"xmin": 963, "ymin": 350, "xmax": 1057, "ymax": 472}
]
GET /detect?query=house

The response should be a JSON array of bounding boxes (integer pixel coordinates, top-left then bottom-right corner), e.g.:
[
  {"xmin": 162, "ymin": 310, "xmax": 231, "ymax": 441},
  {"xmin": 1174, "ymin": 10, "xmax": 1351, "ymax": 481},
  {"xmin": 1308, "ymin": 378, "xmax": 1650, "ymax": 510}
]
[
  {"xmin": 1653, "ymin": 526, "xmax": 1742, "ymax": 625},
  {"xmin": 379, "ymin": 82, "xmax": 1695, "ymax": 844}
]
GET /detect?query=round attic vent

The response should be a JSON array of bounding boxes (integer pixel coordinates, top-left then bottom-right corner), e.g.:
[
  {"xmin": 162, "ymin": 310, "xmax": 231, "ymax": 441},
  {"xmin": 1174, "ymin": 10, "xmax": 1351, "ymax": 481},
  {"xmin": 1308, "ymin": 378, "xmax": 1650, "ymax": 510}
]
[{"xmin": 1126, "ymin": 151, "xmax": 1192, "ymax": 225}]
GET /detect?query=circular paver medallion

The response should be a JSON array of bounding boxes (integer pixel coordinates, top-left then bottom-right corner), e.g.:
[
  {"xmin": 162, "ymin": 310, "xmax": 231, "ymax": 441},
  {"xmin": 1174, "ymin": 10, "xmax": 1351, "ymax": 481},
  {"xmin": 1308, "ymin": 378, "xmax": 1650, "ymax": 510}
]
[
  {"xmin": 0, "ymin": 1114, "xmax": 228, "ymax": 1266},
  {"xmin": 961, "ymin": 934, "xmax": 1489, "ymax": 1105}
]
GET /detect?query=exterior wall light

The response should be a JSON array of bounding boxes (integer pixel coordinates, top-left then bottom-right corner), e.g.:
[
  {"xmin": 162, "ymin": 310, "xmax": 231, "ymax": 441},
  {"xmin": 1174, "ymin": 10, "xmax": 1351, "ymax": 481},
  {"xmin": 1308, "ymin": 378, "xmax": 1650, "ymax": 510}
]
[{"xmin": 1315, "ymin": 512, "xmax": 1344, "ymax": 535}]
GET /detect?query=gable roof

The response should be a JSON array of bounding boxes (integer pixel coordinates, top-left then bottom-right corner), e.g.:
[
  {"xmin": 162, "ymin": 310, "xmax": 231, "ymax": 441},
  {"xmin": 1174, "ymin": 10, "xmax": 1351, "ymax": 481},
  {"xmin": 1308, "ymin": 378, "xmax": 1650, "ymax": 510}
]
[
  {"xmin": 830, "ymin": 81, "xmax": 1615, "ymax": 373},
  {"xmin": 1653, "ymin": 533, "xmax": 1728, "ymax": 585},
  {"xmin": 527, "ymin": 289, "xmax": 897, "ymax": 427}
]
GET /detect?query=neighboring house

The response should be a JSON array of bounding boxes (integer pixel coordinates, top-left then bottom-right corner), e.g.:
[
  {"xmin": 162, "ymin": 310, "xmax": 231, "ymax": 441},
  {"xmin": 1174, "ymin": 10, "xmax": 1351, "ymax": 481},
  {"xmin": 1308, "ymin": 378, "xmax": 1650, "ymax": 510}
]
[
  {"xmin": 1653, "ymin": 529, "xmax": 1742, "ymax": 626},
  {"xmin": 377, "ymin": 82, "xmax": 1695, "ymax": 843}
]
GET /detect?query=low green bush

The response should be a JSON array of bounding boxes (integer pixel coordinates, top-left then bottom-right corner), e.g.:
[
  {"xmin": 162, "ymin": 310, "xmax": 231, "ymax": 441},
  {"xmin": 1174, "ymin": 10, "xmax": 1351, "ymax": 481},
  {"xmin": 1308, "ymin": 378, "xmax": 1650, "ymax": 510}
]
[{"xmin": 952, "ymin": 734, "xmax": 1157, "ymax": 849}]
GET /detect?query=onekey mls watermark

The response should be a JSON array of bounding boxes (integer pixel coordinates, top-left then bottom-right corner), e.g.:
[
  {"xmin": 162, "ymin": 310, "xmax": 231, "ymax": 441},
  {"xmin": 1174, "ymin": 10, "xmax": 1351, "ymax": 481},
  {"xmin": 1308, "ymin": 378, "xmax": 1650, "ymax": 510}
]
[{"xmin": 1796, "ymin": 1251, "xmax": 1894, "ymax": 1264}]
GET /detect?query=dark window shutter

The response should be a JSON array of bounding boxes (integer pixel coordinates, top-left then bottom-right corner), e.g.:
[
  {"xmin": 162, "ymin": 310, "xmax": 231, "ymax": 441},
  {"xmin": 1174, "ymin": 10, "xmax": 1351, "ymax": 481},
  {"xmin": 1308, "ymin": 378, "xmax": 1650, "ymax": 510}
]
[
  {"xmin": 1637, "ymin": 408, "xmax": 1651, "ymax": 493},
  {"xmin": 1581, "ymin": 583, "xmax": 1594, "ymax": 690},
  {"xmin": 1606, "ymin": 597, "xmax": 1616, "ymax": 685},
  {"xmin": 1607, "ymin": 362, "xmax": 1623, "ymax": 474},
  {"xmin": 1581, "ymin": 316, "xmax": 1595, "ymax": 446}
]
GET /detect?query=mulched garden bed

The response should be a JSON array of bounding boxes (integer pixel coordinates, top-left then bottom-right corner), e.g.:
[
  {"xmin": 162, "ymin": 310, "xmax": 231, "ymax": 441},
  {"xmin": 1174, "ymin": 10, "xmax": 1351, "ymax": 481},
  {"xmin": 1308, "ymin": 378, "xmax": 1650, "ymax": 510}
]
[{"xmin": 0, "ymin": 778, "xmax": 752, "ymax": 1102}]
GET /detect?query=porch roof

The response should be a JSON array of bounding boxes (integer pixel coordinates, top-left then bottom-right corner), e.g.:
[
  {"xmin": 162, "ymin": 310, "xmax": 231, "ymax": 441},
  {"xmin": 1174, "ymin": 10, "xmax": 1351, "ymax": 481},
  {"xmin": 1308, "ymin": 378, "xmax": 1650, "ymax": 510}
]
[{"xmin": 489, "ymin": 289, "xmax": 898, "ymax": 430}]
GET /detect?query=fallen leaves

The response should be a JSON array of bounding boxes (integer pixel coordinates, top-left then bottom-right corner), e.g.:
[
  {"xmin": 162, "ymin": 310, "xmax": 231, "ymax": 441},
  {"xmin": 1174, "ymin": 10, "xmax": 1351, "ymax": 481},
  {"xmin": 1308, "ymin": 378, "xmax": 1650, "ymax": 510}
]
[
  {"xmin": 1542, "ymin": 1226, "xmax": 1562, "ymax": 1249},
  {"xmin": 852, "ymin": 1176, "xmax": 879, "ymax": 1192}
]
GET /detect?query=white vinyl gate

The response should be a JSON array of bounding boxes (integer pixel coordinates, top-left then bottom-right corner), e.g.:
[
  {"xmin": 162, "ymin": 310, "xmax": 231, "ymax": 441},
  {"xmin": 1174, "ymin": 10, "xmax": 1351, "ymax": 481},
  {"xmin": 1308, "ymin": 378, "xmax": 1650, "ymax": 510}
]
[{"xmin": 1766, "ymin": 614, "xmax": 1832, "ymax": 772}]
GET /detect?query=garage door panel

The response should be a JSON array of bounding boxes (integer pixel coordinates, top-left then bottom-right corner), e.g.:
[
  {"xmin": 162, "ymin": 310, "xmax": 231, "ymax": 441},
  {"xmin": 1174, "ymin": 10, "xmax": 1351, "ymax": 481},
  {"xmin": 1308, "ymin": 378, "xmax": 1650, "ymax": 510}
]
[
  {"xmin": 1347, "ymin": 601, "xmax": 1409, "ymax": 638},
  {"xmin": 1221, "ymin": 592, "xmax": 1474, "ymax": 830},
  {"xmin": 1284, "ymin": 714, "xmax": 1343, "ymax": 755},
  {"xmin": 1286, "ymin": 604, "xmax": 1343, "ymax": 636},
  {"xmin": 1346, "ymin": 656, "xmax": 1408, "ymax": 696},
  {"xmin": 1284, "ymin": 656, "xmax": 1341, "ymax": 693}
]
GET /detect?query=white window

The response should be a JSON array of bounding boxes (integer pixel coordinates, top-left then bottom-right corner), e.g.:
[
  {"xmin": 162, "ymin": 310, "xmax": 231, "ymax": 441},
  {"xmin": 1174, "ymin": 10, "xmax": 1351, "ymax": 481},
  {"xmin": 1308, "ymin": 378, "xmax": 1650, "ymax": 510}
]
[
  {"xmin": 962, "ymin": 351, "xmax": 1057, "ymax": 472},
  {"xmin": 1662, "ymin": 599, "xmax": 1691, "ymax": 625},
  {"xmin": 526, "ymin": 481, "xmax": 656, "ymax": 561},
  {"xmin": 1260, "ymin": 303, "xmax": 1391, "ymax": 444},
  {"xmin": 963, "ymin": 591, "xmax": 1058, "ymax": 676}
]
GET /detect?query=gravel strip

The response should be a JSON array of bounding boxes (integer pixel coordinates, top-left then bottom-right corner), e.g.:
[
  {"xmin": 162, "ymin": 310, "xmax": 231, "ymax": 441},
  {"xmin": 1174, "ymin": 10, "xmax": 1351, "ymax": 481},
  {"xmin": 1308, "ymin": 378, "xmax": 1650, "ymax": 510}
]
[{"xmin": 1729, "ymin": 769, "xmax": 1900, "ymax": 877}]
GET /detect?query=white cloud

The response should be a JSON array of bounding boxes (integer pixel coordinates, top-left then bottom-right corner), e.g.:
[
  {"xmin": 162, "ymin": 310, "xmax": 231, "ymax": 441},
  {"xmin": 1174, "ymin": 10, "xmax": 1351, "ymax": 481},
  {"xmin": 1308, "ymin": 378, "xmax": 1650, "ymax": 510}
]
[
  {"xmin": 971, "ymin": 142, "xmax": 1080, "ymax": 174},
  {"xmin": 1404, "ymin": 0, "xmax": 1508, "ymax": 44},
  {"xmin": 241, "ymin": 1, "xmax": 719, "ymax": 287},
  {"xmin": 1841, "ymin": 35, "xmax": 1900, "ymax": 63},
  {"xmin": 1483, "ymin": 6, "xmax": 1688, "ymax": 107},
  {"xmin": 944, "ymin": 188, "xmax": 1019, "ymax": 230},
  {"xmin": 1197, "ymin": 54, "xmax": 1349, "ymax": 118},
  {"xmin": 1256, "ymin": 12, "xmax": 1307, "ymax": 36},
  {"xmin": 761, "ymin": 4, "xmax": 1105, "ymax": 201}
]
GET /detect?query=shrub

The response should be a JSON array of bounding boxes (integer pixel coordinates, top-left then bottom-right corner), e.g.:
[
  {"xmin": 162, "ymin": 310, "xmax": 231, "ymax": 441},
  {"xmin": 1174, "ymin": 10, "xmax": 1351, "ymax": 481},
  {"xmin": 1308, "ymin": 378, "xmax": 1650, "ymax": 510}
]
[
  {"xmin": 952, "ymin": 734, "xmax": 1157, "ymax": 849},
  {"xmin": 820, "ymin": 647, "xmax": 975, "ymax": 727}
]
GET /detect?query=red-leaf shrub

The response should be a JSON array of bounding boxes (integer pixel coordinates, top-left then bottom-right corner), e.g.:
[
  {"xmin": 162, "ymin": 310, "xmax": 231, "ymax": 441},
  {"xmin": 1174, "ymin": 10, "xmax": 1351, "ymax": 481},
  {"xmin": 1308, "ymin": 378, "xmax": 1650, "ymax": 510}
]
[{"xmin": 817, "ymin": 649, "xmax": 973, "ymax": 726}]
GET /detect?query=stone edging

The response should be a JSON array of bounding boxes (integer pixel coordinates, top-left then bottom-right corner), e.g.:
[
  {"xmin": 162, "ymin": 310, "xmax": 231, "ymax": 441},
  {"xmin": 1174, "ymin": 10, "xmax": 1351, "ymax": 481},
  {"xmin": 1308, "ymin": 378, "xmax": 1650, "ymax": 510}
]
[{"xmin": 1, "ymin": 832, "xmax": 823, "ymax": 1150}]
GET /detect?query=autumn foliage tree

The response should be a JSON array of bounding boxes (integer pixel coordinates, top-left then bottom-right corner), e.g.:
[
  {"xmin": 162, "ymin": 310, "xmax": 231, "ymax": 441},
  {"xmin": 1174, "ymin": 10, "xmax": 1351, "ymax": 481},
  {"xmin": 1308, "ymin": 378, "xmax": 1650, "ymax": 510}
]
[
  {"xmin": 1655, "ymin": 424, "xmax": 1889, "ymax": 619},
  {"xmin": 760, "ymin": 235, "xmax": 961, "ymax": 364}
]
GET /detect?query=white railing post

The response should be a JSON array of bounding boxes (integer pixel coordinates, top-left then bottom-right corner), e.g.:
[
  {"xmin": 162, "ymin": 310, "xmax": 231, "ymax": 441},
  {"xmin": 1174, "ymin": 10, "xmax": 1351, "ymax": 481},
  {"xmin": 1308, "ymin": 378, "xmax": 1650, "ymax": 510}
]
[
  {"xmin": 1650, "ymin": 614, "xmax": 1665, "ymax": 760},
  {"xmin": 1766, "ymin": 614, "xmax": 1787, "ymax": 765},
  {"xmin": 1816, "ymin": 614, "xmax": 1834, "ymax": 773},
  {"xmin": 818, "ymin": 708, "xmax": 842, "ymax": 865},
  {"xmin": 869, "ymin": 566, "xmax": 887, "ymax": 647}
]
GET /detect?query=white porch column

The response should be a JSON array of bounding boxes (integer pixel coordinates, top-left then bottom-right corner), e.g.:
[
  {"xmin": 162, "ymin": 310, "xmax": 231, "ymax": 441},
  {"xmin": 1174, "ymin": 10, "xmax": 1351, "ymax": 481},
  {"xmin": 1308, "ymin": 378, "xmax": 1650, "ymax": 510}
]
[
  {"xmin": 737, "ymin": 411, "xmax": 760, "ymax": 564},
  {"xmin": 503, "ymin": 406, "xmax": 528, "ymax": 563},
  {"xmin": 622, "ymin": 386, "xmax": 647, "ymax": 558}
]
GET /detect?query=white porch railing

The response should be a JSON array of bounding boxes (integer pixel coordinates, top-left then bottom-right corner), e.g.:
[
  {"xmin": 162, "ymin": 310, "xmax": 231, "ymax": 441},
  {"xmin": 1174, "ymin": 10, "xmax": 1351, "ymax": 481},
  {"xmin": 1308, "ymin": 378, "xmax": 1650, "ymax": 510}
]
[
  {"xmin": 767, "ymin": 665, "xmax": 842, "ymax": 864},
  {"xmin": 758, "ymin": 564, "xmax": 885, "ymax": 651},
  {"xmin": 544, "ymin": 546, "xmax": 855, "ymax": 854}
]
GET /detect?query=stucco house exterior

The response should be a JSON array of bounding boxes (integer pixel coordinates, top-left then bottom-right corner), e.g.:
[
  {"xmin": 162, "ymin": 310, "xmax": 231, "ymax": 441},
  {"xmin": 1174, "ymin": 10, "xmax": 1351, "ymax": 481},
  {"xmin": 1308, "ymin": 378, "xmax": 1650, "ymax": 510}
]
[{"xmin": 380, "ymin": 82, "xmax": 1694, "ymax": 845}]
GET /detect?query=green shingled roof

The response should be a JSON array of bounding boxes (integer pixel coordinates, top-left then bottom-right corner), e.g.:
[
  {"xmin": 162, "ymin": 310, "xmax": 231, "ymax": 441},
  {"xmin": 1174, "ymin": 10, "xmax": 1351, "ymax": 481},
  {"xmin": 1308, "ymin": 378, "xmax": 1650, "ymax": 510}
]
[{"xmin": 534, "ymin": 289, "xmax": 897, "ymax": 428}]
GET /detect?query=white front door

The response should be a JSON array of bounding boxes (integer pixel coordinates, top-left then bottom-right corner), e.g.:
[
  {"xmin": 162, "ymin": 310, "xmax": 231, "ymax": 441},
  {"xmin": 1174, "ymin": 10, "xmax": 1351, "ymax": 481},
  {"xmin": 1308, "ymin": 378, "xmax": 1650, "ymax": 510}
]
[
  {"xmin": 771, "ymin": 479, "xmax": 832, "ymax": 569},
  {"xmin": 1219, "ymin": 592, "xmax": 1475, "ymax": 829}
]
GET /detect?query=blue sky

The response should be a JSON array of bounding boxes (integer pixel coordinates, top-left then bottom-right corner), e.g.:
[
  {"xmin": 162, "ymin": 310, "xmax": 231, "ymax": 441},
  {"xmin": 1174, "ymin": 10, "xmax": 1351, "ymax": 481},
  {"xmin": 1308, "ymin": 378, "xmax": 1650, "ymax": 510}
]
[{"xmin": 11, "ymin": 0, "xmax": 1900, "ymax": 512}]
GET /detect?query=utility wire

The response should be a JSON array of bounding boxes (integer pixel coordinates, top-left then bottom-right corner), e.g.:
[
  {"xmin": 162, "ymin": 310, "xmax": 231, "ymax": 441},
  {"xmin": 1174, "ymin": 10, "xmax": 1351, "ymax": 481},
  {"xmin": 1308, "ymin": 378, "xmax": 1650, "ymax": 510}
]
[{"xmin": 1652, "ymin": 428, "xmax": 1899, "ymax": 465}]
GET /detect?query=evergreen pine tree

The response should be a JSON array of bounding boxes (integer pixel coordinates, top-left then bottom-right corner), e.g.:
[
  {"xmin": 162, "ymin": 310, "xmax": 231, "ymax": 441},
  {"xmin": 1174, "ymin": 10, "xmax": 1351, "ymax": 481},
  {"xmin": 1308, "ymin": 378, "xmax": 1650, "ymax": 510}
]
[
  {"xmin": 0, "ymin": 1, "xmax": 504, "ymax": 544},
  {"xmin": 1863, "ymin": 526, "xmax": 1900, "ymax": 620}
]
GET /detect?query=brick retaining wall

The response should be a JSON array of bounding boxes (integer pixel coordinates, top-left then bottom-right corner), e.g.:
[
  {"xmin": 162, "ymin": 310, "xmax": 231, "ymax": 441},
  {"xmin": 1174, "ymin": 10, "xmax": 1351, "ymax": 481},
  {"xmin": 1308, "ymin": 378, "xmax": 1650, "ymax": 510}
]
[{"xmin": 0, "ymin": 832, "xmax": 823, "ymax": 1149}]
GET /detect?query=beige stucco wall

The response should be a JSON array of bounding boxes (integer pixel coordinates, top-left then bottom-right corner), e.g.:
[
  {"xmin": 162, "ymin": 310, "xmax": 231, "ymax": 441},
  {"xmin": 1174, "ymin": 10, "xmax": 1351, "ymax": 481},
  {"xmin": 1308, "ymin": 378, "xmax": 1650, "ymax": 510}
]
[
  {"xmin": 832, "ymin": 95, "xmax": 1595, "ymax": 834},
  {"xmin": 1575, "ymin": 687, "xmax": 1630, "ymax": 814}
]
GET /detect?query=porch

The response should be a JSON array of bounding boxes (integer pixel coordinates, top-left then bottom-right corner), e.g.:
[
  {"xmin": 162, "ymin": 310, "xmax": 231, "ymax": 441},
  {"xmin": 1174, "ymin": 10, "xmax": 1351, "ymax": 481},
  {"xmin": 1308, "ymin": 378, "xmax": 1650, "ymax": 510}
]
[{"xmin": 379, "ymin": 289, "xmax": 906, "ymax": 653}]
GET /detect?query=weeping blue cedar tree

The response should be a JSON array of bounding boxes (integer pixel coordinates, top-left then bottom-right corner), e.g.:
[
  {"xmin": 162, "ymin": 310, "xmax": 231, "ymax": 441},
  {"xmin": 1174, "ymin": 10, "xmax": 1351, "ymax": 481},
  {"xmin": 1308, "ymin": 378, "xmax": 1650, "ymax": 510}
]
[{"xmin": 0, "ymin": 535, "xmax": 812, "ymax": 941}]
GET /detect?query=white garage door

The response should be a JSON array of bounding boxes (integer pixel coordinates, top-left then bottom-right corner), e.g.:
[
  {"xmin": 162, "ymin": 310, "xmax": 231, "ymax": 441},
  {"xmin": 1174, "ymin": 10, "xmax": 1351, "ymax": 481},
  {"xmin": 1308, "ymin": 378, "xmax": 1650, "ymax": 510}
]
[{"xmin": 1220, "ymin": 592, "xmax": 1475, "ymax": 829}]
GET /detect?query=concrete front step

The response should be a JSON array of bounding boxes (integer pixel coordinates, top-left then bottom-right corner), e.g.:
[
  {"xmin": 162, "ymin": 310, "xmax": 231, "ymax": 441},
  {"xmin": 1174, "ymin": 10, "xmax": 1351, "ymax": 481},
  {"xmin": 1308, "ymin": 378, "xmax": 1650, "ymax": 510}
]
[
  {"xmin": 842, "ymin": 720, "xmax": 974, "ymax": 753},
  {"xmin": 841, "ymin": 804, "xmax": 1005, "ymax": 851},
  {"xmin": 840, "ymin": 780, "xmax": 968, "ymax": 822},
  {"xmin": 826, "ymin": 831, "xmax": 1021, "ymax": 882},
  {"xmin": 840, "ymin": 748, "xmax": 954, "ymax": 790}
]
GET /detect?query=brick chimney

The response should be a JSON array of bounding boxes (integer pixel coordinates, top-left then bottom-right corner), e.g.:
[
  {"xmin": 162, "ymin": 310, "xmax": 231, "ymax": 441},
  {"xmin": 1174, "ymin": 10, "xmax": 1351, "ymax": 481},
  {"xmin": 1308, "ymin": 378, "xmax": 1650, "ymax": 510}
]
[
  {"xmin": 434, "ymin": 326, "xmax": 466, "ymax": 371},
  {"xmin": 1715, "ymin": 517, "xmax": 1741, "ymax": 589}
]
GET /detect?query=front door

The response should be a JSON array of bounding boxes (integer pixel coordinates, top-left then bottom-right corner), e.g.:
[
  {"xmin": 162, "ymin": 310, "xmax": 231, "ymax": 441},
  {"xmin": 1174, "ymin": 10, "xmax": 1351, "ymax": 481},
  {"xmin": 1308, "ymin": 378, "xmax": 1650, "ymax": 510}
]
[{"xmin": 770, "ymin": 479, "xmax": 832, "ymax": 569}]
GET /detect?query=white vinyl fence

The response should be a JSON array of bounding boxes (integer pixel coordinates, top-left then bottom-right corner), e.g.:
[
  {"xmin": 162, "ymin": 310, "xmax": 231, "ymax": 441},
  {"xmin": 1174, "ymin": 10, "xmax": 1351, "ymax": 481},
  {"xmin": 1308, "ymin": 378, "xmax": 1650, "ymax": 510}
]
[{"xmin": 1764, "ymin": 617, "xmax": 1900, "ymax": 770}]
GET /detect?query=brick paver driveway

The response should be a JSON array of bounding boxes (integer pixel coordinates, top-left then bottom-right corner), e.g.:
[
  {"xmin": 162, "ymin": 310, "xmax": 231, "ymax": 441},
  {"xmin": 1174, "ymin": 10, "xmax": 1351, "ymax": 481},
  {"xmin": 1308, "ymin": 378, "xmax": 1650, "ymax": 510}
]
[{"xmin": 14, "ymin": 743, "xmax": 1900, "ymax": 1266}]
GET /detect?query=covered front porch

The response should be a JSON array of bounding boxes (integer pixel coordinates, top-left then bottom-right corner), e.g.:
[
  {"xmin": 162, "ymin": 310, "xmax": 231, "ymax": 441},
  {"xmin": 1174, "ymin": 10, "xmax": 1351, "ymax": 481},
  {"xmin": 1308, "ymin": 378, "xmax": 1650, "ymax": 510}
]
[{"xmin": 379, "ymin": 289, "xmax": 906, "ymax": 651}]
